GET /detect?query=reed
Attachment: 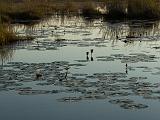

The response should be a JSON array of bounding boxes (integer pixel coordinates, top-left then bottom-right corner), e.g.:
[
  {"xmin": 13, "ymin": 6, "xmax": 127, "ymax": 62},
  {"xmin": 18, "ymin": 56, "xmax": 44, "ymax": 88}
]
[
  {"xmin": 0, "ymin": 24, "xmax": 17, "ymax": 45},
  {"xmin": 0, "ymin": 0, "xmax": 160, "ymax": 45},
  {"xmin": 106, "ymin": 0, "xmax": 160, "ymax": 19}
]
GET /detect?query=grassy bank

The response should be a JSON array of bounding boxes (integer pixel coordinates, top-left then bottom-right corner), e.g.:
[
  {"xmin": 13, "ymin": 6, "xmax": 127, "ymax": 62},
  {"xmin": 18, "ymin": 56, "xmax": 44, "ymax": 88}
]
[
  {"xmin": 106, "ymin": 0, "xmax": 160, "ymax": 19},
  {"xmin": 0, "ymin": 0, "xmax": 55, "ymax": 45},
  {"xmin": 0, "ymin": 0, "xmax": 100, "ymax": 45},
  {"xmin": 0, "ymin": 0, "xmax": 160, "ymax": 45},
  {"xmin": 0, "ymin": 24, "xmax": 16, "ymax": 45},
  {"xmin": 0, "ymin": 24, "xmax": 33, "ymax": 45},
  {"xmin": 0, "ymin": 0, "xmax": 160, "ymax": 22}
]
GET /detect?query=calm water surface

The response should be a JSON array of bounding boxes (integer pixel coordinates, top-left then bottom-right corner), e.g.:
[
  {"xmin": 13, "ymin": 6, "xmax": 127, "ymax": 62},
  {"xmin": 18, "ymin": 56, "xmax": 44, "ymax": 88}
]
[{"xmin": 0, "ymin": 16, "xmax": 160, "ymax": 120}]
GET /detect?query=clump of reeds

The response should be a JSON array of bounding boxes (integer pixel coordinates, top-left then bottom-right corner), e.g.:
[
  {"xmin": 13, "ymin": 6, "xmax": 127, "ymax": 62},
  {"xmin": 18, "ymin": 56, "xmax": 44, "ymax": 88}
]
[
  {"xmin": 1, "ymin": 0, "xmax": 160, "ymax": 45},
  {"xmin": 81, "ymin": 1, "xmax": 99, "ymax": 16},
  {"xmin": 0, "ymin": 23, "xmax": 33, "ymax": 45},
  {"xmin": 106, "ymin": 0, "xmax": 127, "ymax": 19},
  {"xmin": 0, "ymin": 0, "xmax": 56, "ymax": 23},
  {"xmin": 106, "ymin": 0, "xmax": 160, "ymax": 19},
  {"xmin": 128, "ymin": 0, "xmax": 160, "ymax": 19},
  {"xmin": 0, "ymin": 24, "xmax": 16, "ymax": 45}
]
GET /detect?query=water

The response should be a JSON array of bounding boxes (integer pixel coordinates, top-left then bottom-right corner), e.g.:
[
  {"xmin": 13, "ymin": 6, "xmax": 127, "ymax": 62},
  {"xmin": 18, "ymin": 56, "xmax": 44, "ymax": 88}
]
[{"xmin": 0, "ymin": 15, "xmax": 160, "ymax": 120}]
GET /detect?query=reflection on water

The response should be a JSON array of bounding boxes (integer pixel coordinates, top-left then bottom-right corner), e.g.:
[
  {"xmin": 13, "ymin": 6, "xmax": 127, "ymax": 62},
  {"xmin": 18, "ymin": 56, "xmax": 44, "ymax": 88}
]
[
  {"xmin": 1, "ymin": 15, "xmax": 160, "ymax": 119},
  {"xmin": 0, "ymin": 47, "xmax": 14, "ymax": 67},
  {"xmin": 12, "ymin": 15, "xmax": 160, "ymax": 41}
]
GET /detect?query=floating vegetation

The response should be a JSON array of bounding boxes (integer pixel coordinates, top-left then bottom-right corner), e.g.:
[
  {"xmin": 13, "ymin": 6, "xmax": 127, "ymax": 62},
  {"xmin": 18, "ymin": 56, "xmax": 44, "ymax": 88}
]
[
  {"xmin": 58, "ymin": 97, "xmax": 82, "ymax": 102},
  {"xmin": 0, "ymin": 59, "xmax": 160, "ymax": 110},
  {"xmin": 109, "ymin": 99, "xmax": 148, "ymax": 110},
  {"xmin": 18, "ymin": 89, "xmax": 52, "ymax": 95},
  {"xmin": 96, "ymin": 53, "xmax": 158, "ymax": 63}
]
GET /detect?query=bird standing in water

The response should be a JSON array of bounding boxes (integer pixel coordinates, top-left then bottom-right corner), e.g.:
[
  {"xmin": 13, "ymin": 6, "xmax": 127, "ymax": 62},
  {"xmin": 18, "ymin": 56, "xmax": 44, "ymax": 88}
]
[
  {"xmin": 125, "ymin": 63, "xmax": 128, "ymax": 74},
  {"xmin": 126, "ymin": 63, "xmax": 128, "ymax": 68},
  {"xmin": 86, "ymin": 52, "xmax": 89, "ymax": 56},
  {"xmin": 36, "ymin": 69, "xmax": 42, "ymax": 79},
  {"xmin": 116, "ymin": 35, "xmax": 119, "ymax": 39},
  {"xmin": 51, "ymin": 31, "xmax": 54, "ymax": 36},
  {"xmin": 86, "ymin": 52, "xmax": 89, "ymax": 61},
  {"xmin": 91, "ymin": 49, "xmax": 93, "ymax": 55},
  {"xmin": 90, "ymin": 49, "xmax": 94, "ymax": 61},
  {"xmin": 91, "ymin": 56, "xmax": 94, "ymax": 61}
]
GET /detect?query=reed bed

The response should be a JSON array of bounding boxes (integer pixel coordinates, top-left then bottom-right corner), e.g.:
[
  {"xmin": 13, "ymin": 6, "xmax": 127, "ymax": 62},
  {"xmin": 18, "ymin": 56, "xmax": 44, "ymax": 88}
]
[{"xmin": 0, "ymin": 0, "xmax": 160, "ymax": 45}]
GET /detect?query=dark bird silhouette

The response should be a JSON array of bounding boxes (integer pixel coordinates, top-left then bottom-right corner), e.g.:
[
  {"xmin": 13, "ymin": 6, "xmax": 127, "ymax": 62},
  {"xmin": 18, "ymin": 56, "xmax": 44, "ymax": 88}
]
[
  {"xmin": 86, "ymin": 52, "xmax": 89, "ymax": 61},
  {"xmin": 51, "ymin": 31, "xmax": 54, "ymax": 36},
  {"xmin": 86, "ymin": 56, "xmax": 89, "ymax": 61},
  {"xmin": 36, "ymin": 41, "xmax": 40, "ymax": 47},
  {"xmin": 91, "ymin": 56, "xmax": 94, "ymax": 61},
  {"xmin": 36, "ymin": 70, "xmax": 42, "ymax": 79},
  {"xmin": 140, "ymin": 34, "xmax": 142, "ymax": 37},
  {"xmin": 126, "ymin": 69, "xmax": 128, "ymax": 74},
  {"xmin": 36, "ymin": 74, "xmax": 42, "ymax": 79},
  {"xmin": 64, "ymin": 66, "xmax": 70, "ymax": 80},
  {"xmin": 86, "ymin": 52, "xmax": 89, "ymax": 56},
  {"xmin": 125, "ymin": 63, "xmax": 128, "ymax": 74},
  {"xmin": 116, "ymin": 35, "xmax": 119, "ymax": 39},
  {"xmin": 91, "ymin": 49, "xmax": 93, "ymax": 55},
  {"xmin": 126, "ymin": 63, "xmax": 128, "ymax": 68},
  {"xmin": 123, "ymin": 40, "xmax": 128, "ymax": 43}
]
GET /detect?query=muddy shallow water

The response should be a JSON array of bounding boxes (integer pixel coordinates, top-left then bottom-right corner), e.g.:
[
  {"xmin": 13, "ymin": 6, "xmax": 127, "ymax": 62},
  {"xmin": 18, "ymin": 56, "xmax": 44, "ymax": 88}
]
[{"xmin": 0, "ymin": 15, "xmax": 160, "ymax": 120}]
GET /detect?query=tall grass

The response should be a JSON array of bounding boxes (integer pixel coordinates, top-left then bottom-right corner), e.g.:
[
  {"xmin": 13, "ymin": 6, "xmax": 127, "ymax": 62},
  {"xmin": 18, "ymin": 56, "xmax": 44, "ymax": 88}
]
[
  {"xmin": 128, "ymin": 0, "xmax": 160, "ymax": 19},
  {"xmin": 0, "ymin": 0, "xmax": 54, "ymax": 45},
  {"xmin": 106, "ymin": 0, "xmax": 160, "ymax": 19},
  {"xmin": 0, "ymin": 24, "xmax": 17, "ymax": 45},
  {"xmin": 0, "ymin": 0, "xmax": 55, "ymax": 22},
  {"xmin": 1, "ymin": 0, "xmax": 160, "ymax": 22},
  {"xmin": 0, "ymin": 0, "xmax": 160, "ymax": 45}
]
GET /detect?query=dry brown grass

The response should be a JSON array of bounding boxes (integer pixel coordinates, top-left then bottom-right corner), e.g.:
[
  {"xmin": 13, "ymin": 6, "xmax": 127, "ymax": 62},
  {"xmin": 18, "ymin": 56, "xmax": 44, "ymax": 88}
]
[
  {"xmin": 0, "ymin": 24, "xmax": 17, "ymax": 45},
  {"xmin": 0, "ymin": 0, "xmax": 160, "ymax": 45}
]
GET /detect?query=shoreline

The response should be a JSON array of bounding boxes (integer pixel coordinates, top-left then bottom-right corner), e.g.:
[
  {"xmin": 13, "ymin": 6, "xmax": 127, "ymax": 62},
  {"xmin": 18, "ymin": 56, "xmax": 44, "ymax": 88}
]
[{"xmin": 0, "ymin": 0, "xmax": 160, "ymax": 45}]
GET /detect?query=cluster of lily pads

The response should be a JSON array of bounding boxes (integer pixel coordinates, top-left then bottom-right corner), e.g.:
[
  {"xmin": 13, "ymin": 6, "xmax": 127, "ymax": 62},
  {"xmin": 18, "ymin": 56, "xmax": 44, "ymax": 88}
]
[
  {"xmin": 96, "ymin": 53, "xmax": 158, "ymax": 63},
  {"xmin": 0, "ymin": 59, "xmax": 160, "ymax": 110},
  {"xmin": 23, "ymin": 37, "xmax": 108, "ymax": 51}
]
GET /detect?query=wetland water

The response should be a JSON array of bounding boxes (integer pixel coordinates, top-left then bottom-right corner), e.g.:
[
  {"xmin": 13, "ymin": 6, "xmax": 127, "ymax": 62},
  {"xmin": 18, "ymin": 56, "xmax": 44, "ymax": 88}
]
[{"xmin": 0, "ymin": 15, "xmax": 160, "ymax": 120}]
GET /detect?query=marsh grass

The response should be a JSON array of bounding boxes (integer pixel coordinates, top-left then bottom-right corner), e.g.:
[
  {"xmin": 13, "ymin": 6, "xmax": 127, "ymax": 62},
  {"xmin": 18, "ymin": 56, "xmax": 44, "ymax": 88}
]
[
  {"xmin": 0, "ymin": 23, "xmax": 34, "ymax": 45},
  {"xmin": 106, "ymin": 0, "xmax": 160, "ymax": 19},
  {"xmin": 0, "ymin": 0, "xmax": 55, "ymax": 22},
  {"xmin": 0, "ymin": 0, "xmax": 160, "ymax": 22},
  {"xmin": 0, "ymin": 0, "xmax": 51, "ymax": 45},
  {"xmin": 0, "ymin": 24, "xmax": 16, "ymax": 45},
  {"xmin": 128, "ymin": 0, "xmax": 160, "ymax": 19},
  {"xmin": 0, "ymin": 0, "xmax": 160, "ymax": 45}
]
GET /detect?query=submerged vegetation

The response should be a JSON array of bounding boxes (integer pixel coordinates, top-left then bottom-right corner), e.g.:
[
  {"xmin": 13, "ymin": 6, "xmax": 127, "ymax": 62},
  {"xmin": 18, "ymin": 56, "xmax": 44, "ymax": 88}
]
[{"xmin": 0, "ymin": 0, "xmax": 160, "ymax": 44}]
